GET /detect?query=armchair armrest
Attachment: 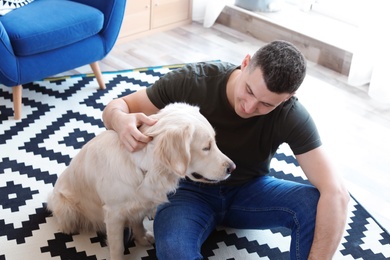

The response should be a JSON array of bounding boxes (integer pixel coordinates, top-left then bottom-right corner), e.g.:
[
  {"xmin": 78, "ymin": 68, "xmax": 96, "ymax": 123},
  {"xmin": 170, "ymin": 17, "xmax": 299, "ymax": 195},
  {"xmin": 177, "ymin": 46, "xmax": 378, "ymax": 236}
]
[{"xmin": 0, "ymin": 21, "xmax": 18, "ymax": 86}]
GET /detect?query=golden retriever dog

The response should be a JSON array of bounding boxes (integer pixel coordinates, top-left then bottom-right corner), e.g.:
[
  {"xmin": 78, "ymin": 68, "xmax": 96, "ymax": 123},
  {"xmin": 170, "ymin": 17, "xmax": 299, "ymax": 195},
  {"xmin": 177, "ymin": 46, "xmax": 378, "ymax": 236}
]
[{"xmin": 46, "ymin": 103, "xmax": 235, "ymax": 260}]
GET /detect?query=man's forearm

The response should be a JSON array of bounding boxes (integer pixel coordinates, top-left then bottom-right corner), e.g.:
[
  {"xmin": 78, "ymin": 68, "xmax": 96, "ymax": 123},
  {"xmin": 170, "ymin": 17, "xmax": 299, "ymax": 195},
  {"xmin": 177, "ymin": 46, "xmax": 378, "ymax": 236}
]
[
  {"xmin": 102, "ymin": 99, "xmax": 129, "ymax": 130},
  {"xmin": 308, "ymin": 192, "xmax": 350, "ymax": 259}
]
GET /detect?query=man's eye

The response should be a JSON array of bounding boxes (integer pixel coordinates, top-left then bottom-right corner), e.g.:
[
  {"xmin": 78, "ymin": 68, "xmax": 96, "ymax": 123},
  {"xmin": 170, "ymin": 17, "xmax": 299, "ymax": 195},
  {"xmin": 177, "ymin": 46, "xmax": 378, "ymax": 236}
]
[
  {"xmin": 261, "ymin": 102, "xmax": 273, "ymax": 108},
  {"xmin": 246, "ymin": 86, "xmax": 253, "ymax": 95}
]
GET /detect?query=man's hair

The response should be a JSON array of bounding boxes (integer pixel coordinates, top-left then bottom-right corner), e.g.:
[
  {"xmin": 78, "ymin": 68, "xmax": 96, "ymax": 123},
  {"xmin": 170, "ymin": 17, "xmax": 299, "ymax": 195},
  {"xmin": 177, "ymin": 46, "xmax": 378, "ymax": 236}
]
[{"xmin": 248, "ymin": 40, "xmax": 306, "ymax": 94}]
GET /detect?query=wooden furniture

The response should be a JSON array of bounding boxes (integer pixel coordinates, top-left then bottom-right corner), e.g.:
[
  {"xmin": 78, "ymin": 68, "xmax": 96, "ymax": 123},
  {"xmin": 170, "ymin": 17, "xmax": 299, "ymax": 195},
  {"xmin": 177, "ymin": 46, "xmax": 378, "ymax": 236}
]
[{"xmin": 118, "ymin": 0, "xmax": 192, "ymax": 42}]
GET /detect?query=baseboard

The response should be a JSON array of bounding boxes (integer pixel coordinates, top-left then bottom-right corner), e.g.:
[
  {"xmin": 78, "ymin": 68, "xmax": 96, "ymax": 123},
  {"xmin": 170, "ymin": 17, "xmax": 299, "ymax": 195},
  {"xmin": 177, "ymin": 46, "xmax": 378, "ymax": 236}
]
[{"xmin": 216, "ymin": 4, "xmax": 354, "ymax": 77}]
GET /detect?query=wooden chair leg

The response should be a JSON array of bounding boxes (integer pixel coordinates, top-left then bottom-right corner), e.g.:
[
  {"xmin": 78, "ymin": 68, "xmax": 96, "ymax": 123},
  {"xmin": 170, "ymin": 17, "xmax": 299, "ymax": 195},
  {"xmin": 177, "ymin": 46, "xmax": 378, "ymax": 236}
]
[
  {"xmin": 90, "ymin": 61, "xmax": 106, "ymax": 90},
  {"xmin": 13, "ymin": 85, "xmax": 22, "ymax": 120}
]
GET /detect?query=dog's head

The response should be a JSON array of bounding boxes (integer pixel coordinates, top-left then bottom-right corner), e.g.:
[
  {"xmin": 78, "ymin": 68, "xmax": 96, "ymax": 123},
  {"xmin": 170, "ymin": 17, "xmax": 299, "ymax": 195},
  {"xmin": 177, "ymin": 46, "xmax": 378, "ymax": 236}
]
[{"xmin": 142, "ymin": 103, "xmax": 235, "ymax": 183}]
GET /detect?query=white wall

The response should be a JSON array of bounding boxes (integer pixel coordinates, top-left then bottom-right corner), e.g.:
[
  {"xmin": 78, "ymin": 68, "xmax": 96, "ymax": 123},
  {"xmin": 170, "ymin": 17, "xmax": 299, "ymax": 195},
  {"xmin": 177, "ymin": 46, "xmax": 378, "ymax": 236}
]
[{"xmin": 192, "ymin": 0, "xmax": 208, "ymax": 22}]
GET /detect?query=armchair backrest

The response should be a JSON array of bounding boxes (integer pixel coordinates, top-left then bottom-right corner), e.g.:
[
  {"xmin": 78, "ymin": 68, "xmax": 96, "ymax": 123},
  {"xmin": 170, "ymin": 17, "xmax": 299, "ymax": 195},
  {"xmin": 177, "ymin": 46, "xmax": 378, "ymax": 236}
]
[{"xmin": 70, "ymin": 0, "xmax": 126, "ymax": 56}]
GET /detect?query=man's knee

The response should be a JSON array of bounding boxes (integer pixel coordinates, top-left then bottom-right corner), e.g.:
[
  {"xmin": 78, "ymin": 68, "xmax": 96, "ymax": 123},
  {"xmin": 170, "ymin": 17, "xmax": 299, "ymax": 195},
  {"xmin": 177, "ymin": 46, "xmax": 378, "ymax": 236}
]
[
  {"xmin": 153, "ymin": 202, "xmax": 212, "ymax": 260},
  {"xmin": 154, "ymin": 233, "xmax": 202, "ymax": 260},
  {"xmin": 154, "ymin": 210, "xmax": 203, "ymax": 260},
  {"xmin": 301, "ymin": 186, "xmax": 320, "ymax": 217}
]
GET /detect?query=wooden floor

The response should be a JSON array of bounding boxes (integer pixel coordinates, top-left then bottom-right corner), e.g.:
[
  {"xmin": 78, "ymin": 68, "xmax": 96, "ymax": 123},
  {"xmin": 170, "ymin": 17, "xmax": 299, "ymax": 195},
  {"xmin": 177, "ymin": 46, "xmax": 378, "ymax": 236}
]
[{"xmin": 68, "ymin": 22, "xmax": 390, "ymax": 233}]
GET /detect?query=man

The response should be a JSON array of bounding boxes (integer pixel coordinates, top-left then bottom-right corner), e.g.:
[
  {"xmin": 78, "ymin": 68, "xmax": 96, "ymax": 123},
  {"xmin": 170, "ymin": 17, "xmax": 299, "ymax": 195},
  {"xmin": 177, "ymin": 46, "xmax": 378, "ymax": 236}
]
[{"xmin": 103, "ymin": 40, "xmax": 350, "ymax": 259}]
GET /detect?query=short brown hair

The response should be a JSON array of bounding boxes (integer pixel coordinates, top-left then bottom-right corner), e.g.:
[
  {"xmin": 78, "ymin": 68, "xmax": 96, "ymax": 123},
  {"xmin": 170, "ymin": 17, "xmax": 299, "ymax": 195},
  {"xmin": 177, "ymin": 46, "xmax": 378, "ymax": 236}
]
[{"xmin": 249, "ymin": 40, "xmax": 306, "ymax": 94}]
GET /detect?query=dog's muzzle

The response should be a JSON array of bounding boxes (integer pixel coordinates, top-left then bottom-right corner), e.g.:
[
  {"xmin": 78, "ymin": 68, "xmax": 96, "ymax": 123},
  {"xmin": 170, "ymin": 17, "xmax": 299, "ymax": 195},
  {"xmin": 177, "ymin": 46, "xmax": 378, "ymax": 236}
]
[
  {"xmin": 191, "ymin": 163, "xmax": 235, "ymax": 182},
  {"xmin": 191, "ymin": 172, "xmax": 217, "ymax": 182}
]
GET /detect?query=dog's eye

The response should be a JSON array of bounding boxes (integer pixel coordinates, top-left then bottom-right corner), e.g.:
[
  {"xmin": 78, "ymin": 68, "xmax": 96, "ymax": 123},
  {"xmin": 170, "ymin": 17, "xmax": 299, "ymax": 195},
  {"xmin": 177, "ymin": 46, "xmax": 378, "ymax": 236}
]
[{"xmin": 202, "ymin": 142, "xmax": 211, "ymax": 151}]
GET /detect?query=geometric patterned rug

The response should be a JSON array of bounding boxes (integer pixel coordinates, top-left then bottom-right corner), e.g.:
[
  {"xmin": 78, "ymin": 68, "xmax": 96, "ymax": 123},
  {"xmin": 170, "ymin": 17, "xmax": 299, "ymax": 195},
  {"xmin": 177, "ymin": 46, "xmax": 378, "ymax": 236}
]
[{"xmin": 1, "ymin": 64, "xmax": 389, "ymax": 259}]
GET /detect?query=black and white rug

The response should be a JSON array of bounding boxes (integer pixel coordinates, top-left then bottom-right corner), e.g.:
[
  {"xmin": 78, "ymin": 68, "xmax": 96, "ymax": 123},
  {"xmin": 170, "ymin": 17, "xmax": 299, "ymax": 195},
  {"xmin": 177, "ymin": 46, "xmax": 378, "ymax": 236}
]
[{"xmin": 1, "ymin": 64, "xmax": 389, "ymax": 259}]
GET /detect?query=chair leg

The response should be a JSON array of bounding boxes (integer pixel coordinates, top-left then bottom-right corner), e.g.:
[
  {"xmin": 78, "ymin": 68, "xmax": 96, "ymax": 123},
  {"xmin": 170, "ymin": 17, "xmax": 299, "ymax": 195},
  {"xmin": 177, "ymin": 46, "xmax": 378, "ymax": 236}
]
[
  {"xmin": 13, "ymin": 85, "xmax": 22, "ymax": 120},
  {"xmin": 90, "ymin": 61, "xmax": 106, "ymax": 90}
]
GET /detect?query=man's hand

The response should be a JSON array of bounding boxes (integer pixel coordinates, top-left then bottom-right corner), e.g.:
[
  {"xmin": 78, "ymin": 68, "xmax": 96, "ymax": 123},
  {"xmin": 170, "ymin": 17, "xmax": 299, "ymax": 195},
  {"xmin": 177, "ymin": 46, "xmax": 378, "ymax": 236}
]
[
  {"xmin": 102, "ymin": 88, "xmax": 160, "ymax": 152},
  {"xmin": 117, "ymin": 112, "xmax": 157, "ymax": 152}
]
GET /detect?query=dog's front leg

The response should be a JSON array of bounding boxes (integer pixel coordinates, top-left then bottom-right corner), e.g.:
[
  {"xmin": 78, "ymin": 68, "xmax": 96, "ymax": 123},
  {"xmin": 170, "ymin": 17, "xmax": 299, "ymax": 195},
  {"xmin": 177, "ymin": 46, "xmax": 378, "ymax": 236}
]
[
  {"xmin": 132, "ymin": 218, "xmax": 155, "ymax": 246},
  {"xmin": 104, "ymin": 210, "xmax": 125, "ymax": 260}
]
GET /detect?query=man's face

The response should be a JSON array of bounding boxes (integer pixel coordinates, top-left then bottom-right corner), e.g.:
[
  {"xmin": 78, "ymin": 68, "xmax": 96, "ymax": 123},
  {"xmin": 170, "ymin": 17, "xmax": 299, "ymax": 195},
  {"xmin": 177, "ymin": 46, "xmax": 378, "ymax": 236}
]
[{"xmin": 233, "ymin": 66, "xmax": 293, "ymax": 119}]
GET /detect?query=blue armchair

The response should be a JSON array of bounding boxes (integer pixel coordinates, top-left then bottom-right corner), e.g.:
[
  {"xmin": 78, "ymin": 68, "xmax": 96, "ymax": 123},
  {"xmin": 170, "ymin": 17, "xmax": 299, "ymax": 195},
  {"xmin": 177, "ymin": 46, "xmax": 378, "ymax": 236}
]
[{"xmin": 0, "ymin": 0, "xmax": 126, "ymax": 119}]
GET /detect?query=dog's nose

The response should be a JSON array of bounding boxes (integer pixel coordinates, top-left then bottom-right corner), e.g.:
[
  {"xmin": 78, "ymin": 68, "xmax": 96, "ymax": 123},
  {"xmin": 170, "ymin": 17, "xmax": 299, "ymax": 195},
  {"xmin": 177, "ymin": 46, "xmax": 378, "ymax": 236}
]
[{"xmin": 226, "ymin": 162, "xmax": 236, "ymax": 174}]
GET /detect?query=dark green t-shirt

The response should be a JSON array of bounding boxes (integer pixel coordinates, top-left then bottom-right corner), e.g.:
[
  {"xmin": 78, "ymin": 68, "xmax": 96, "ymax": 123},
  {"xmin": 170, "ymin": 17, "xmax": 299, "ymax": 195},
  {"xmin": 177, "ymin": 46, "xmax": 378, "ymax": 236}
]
[{"xmin": 146, "ymin": 62, "xmax": 322, "ymax": 185}]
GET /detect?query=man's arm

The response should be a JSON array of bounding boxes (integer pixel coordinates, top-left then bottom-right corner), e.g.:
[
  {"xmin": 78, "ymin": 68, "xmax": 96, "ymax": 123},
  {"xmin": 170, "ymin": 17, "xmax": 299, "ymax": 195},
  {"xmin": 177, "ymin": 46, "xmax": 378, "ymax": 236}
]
[
  {"xmin": 102, "ymin": 88, "xmax": 159, "ymax": 152},
  {"xmin": 296, "ymin": 146, "xmax": 350, "ymax": 260}
]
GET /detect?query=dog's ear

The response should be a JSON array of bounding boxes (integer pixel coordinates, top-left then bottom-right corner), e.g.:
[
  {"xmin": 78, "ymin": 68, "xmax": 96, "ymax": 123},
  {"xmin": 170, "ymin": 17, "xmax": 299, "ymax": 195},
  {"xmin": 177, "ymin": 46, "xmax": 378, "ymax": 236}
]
[{"xmin": 155, "ymin": 125, "xmax": 194, "ymax": 177}]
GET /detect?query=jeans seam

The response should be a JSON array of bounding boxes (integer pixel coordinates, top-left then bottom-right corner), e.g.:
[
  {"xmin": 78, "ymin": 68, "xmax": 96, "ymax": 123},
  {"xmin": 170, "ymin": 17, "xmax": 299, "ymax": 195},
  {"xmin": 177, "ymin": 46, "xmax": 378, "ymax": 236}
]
[
  {"xmin": 197, "ymin": 213, "xmax": 217, "ymax": 252},
  {"xmin": 230, "ymin": 206, "xmax": 301, "ymax": 259}
]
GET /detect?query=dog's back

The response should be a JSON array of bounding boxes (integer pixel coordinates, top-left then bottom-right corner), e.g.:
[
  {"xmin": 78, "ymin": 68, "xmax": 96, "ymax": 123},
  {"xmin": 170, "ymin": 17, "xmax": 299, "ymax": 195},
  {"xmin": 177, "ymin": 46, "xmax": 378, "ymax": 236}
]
[{"xmin": 47, "ymin": 130, "xmax": 116, "ymax": 233}]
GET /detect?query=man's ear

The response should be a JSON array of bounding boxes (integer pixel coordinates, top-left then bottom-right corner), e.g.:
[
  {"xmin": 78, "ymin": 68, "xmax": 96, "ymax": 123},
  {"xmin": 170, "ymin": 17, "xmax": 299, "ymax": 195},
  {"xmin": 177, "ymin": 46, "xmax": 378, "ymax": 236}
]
[
  {"xmin": 241, "ymin": 54, "xmax": 251, "ymax": 70},
  {"xmin": 285, "ymin": 93, "xmax": 295, "ymax": 101}
]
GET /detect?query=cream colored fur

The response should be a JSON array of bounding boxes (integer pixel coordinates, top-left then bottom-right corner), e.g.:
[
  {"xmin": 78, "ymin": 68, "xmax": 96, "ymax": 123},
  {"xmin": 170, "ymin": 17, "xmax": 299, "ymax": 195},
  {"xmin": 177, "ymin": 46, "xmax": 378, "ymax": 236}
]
[{"xmin": 46, "ymin": 103, "xmax": 235, "ymax": 260}]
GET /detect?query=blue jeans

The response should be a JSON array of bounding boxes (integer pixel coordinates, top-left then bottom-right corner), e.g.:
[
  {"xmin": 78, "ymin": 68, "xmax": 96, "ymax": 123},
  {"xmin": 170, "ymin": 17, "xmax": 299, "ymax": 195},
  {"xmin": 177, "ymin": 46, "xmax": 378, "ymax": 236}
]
[{"xmin": 154, "ymin": 176, "xmax": 320, "ymax": 260}]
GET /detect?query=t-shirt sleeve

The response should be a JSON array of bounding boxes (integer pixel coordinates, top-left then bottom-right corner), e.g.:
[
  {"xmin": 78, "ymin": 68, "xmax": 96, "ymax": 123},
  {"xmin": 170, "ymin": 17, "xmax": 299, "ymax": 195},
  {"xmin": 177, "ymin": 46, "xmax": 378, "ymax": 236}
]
[
  {"xmin": 146, "ymin": 69, "xmax": 181, "ymax": 109},
  {"xmin": 282, "ymin": 99, "xmax": 322, "ymax": 155},
  {"xmin": 146, "ymin": 65, "xmax": 200, "ymax": 109},
  {"xmin": 146, "ymin": 62, "xmax": 235, "ymax": 110}
]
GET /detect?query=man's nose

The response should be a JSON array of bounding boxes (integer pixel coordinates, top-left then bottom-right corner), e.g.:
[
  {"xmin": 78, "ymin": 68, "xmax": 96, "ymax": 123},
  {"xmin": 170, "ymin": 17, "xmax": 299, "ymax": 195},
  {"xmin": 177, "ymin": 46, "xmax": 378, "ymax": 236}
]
[{"xmin": 245, "ymin": 98, "xmax": 258, "ymax": 114}]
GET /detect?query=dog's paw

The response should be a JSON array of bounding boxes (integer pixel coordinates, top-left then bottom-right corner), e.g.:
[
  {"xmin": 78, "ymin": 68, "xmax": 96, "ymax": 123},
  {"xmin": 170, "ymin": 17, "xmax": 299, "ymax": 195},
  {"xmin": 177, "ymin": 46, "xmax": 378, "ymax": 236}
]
[{"xmin": 134, "ymin": 230, "xmax": 155, "ymax": 246}]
